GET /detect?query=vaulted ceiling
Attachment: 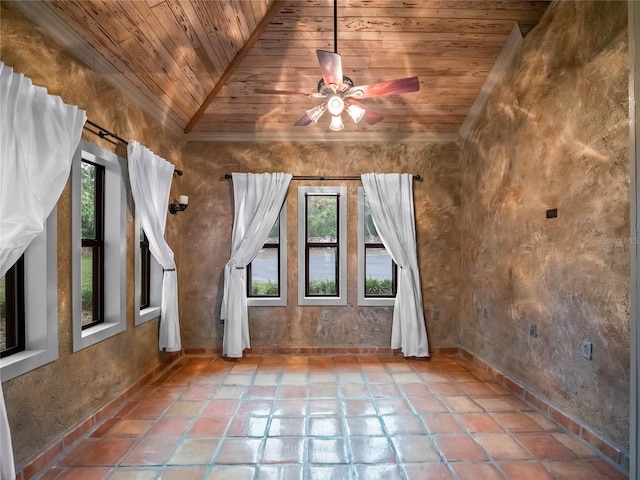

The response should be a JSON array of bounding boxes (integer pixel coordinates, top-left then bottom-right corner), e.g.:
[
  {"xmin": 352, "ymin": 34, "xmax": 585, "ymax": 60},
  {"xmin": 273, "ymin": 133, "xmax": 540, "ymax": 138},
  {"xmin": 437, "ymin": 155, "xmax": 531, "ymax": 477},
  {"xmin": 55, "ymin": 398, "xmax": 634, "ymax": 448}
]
[{"xmin": 15, "ymin": 0, "xmax": 550, "ymax": 143}]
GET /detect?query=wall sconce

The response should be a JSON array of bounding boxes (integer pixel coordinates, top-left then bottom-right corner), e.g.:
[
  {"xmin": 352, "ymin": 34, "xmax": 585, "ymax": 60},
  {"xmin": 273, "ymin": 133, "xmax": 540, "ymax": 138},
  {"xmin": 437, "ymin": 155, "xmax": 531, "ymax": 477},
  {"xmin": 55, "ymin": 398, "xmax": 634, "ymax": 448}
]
[{"xmin": 169, "ymin": 195, "xmax": 189, "ymax": 214}]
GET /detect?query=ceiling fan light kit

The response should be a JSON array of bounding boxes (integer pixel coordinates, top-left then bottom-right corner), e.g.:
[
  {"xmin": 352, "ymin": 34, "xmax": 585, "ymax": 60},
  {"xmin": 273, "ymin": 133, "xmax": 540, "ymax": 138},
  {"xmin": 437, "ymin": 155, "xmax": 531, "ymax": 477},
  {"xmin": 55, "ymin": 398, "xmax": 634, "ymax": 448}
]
[{"xmin": 256, "ymin": 1, "xmax": 420, "ymax": 132}]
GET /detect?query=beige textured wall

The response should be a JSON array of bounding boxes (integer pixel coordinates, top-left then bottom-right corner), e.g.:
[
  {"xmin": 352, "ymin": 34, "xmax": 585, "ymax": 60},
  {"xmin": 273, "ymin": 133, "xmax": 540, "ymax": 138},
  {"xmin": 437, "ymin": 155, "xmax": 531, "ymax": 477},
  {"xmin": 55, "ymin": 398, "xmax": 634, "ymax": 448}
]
[
  {"xmin": 179, "ymin": 142, "xmax": 461, "ymax": 351},
  {"xmin": 459, "ymin": 1, "xmax": 629, "ymax": 446},
  {"xmin": 1, "ymin": 3, "xmax": 184, "ymax": 465}
]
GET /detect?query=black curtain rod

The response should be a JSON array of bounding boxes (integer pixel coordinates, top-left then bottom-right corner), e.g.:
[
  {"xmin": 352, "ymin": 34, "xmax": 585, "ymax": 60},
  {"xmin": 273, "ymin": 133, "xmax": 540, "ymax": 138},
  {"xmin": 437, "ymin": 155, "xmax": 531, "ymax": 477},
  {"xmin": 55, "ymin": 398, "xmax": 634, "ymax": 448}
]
[
  {"xmin": 83, "ymin": 119, "xmax": 183, "ymax": 176},
  {"xmin": 224, "ymin": 174, "xmax": 421, "ymax": 181}
]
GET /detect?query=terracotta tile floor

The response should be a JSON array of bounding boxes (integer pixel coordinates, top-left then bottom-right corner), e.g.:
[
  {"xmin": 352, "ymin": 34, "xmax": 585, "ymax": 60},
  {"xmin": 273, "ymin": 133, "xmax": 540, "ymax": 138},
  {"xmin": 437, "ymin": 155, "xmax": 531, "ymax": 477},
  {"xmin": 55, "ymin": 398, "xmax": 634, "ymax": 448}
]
[{"xmin": 39, "ymin": 354, "xmax": 628, "ymax": 479}]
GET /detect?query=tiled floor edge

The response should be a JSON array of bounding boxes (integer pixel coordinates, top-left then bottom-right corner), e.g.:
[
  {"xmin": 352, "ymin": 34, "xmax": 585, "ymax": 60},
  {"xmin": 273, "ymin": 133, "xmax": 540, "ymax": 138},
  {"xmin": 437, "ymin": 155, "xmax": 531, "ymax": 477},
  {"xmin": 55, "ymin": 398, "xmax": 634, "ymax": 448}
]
[
  {"xmin": 459, "ymin": 346, "xmax": 629, "ymax": 473},
  {"xmin": 16, "ymin": 350, "xmax": 183, "ymax": 480},
  {"xmin": 182, "ymin": 345, "xmax": 460, "ymax": 356}
]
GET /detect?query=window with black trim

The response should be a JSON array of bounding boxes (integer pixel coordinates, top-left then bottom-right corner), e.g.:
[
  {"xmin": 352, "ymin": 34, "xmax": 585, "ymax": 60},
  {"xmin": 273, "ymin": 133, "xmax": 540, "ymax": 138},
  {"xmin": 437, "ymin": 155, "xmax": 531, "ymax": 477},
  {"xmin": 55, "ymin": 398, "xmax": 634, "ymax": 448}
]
[
  {"xmin": 357, "ymin": 187, "xmax": 397, "ymax": 306},
  {"xmin": 0, "ymin": 257, "xmax": 25, "ymax": 358},
  {"xmin": 247, "ymin": 205, "xmax": 287, "ymax": 307},
  {"xmin": 298, "ymin": 186, "xmax": 347, "ymax": 306},
  {"xmin": 80, "ymin": 159, "xmax": 105, "ymax": 329},
  {"xmin": 362, "ymin": 194, "xmax": 397, "ymax": 297},
  {"xmin": 140, "ymin": 228, "xmax": 151, "ymax": 310},
  {"xmin": 248, "ymin": 217, "xmax": 280, "ymax": 298}
]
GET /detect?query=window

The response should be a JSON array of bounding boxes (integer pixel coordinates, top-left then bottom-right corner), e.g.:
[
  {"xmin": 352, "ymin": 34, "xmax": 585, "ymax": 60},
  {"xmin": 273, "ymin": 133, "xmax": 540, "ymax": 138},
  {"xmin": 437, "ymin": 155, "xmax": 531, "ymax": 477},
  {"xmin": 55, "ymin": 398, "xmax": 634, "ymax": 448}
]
[
  {"xmin": 0, "ymin": 212, "xmax": 59, "ymax": 382},
  {"xmin": 358, "ymin": 188, "xmax": 397, "ymax": 306},
  {"xmin": 140, "ymin": 228, "xmax": 151, "ymax": 310},
  {"xmin": 80, "ymin": 159, "xmax": 105, "ymax": 329},
  {"xmin": 298, "ymin": 186, "xmax": 347, "ymax": 306},
  {"xmin": 0, "ymin": 258, "xmax": 25, "ymax": 358},
  {"xmin": 135, "ymin": 221, "xmax": 162, "ymax": 326},
  {"xmin": 247, "ymin": 205, "xmax": 287, "ymax": 306},
  {"xmin": 72, "ymin": 140, "xmax": 126, "ymax": 351}
]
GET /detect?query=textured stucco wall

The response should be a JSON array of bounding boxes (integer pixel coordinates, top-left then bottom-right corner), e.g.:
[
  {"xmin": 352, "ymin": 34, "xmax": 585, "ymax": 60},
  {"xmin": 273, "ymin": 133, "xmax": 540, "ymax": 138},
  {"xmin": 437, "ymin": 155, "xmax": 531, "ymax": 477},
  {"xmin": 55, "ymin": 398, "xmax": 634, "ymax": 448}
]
[
  {"xmin": 1, "ymin": 3, "xmax": 184, "ymax": 465},
  {"xmin": 459, "ymin": 1, "xmax": 629, "ymax": 447},
  {"xmin": 179, "ymin": 142, "xmax": 461, "ymax": 351}
]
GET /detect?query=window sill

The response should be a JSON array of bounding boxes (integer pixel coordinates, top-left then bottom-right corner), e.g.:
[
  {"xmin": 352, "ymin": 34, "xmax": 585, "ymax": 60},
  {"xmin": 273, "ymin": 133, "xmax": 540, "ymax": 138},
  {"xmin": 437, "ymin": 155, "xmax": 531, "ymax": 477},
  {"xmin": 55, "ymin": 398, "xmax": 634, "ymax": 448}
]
[
  {"xmin": 358, "ymin": 297, "xmax": 396, "ymax": 307},
  {"xmin": 0, "ymin": 348, "xmax": 55, "ymax": 382},
  {"xmin": 138, "ymin": 306, "xmax": 161, "ymax": 325}
]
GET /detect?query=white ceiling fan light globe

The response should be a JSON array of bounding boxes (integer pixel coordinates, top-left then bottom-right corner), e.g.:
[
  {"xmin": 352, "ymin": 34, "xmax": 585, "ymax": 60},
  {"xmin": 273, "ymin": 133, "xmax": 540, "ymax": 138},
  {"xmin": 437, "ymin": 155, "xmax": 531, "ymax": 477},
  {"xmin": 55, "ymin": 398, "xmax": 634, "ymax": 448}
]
[
  {"xmin": 327, "ymin": 94, "xmax": 345, "ymax": 116},
  {"xmin": 307, "ymin": 104, "xmax": 327, "ymax": 123},
  {"xmin": 329, "ymin": 115, "xmax": 344, "ymax": 131},
  {"xmin": 346, "ymin": 103, "xmax": 366, "ymax": 123}
]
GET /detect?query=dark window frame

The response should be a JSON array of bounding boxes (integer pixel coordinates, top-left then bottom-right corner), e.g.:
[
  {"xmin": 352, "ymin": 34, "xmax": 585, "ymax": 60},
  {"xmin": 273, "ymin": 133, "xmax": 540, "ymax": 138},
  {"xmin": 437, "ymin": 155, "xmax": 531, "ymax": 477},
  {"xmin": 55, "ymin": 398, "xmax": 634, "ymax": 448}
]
[
  {"xmin": 363, "ymin": 241, "xmax": 398, "ymax": 298},
  {"xmin": 81, "ymin": 159, "xmax": 105, "ymax": 330},
  {"xmin": 140, "ymin": 229, "xmax": 151, "ymax": 309},
  {"xmin": 0, "ymin": 257, "xmax": 26, "ymax": 358},
  {"xmin": 305, "ymin": 193, "xmax": 340, "ymax": 298},
  {"xmin": 247, "ymin": 243, "xmax": 281, "ymax": 298}
]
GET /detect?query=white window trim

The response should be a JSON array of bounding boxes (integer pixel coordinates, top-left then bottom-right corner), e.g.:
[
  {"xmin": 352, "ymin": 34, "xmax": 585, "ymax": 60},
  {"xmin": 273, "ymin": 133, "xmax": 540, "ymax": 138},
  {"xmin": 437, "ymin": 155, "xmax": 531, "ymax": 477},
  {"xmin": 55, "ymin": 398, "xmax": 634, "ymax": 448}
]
[
  {"xmin": 134, "ymin": 221, "xmax": 162, "ymax": 325},
  {"xmin": 357, "ymin": 187, "xmax": 395, "ymax": 307},
  {"xmin": 71, "ymin": 140, "xmax": 127, "ymax": 351},
  {"xmin": 248, "ymin": 203, "xmax": 287, "ymax": 307},
  {"xmin": 298, "ymin": 186, "xmax": 347, "ymax": 306},
  {"xmin": 0, "ymin": 211, "xmax": 59, "ymax": 382}
]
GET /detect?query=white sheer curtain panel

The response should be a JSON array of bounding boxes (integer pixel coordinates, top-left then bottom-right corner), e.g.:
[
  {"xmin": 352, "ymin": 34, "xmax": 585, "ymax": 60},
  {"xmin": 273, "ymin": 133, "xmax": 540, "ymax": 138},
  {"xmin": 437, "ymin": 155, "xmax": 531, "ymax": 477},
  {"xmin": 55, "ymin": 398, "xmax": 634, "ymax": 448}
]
[
  {"xmin": 127, "ymin": 141, "xmax": 181, "ymax": 352},
  {"xmin": 361, "ymin": 173, "xmax": 429, "ymax": 357},
  {"xmin": 221, "ymin": 172, "xmax": 292, "ymax": 358},
  {"xmin": 0, "ymin": 62, "xmax": 86, "ymax": 480}
]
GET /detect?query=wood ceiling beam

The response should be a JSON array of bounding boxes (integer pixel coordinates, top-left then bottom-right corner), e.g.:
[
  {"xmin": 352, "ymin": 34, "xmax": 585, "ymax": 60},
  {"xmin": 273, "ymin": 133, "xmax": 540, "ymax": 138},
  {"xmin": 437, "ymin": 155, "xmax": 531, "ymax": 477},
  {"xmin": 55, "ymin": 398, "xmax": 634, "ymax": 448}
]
[{"xmin": 184, "ymin": 0, "xmax": 286, "ymax": 133}]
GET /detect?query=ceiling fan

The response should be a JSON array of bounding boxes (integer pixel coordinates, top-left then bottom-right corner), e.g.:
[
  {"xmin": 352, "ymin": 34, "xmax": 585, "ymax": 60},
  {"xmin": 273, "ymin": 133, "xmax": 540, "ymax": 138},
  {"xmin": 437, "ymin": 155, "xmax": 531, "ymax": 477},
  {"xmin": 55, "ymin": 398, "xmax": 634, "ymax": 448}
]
[{"xmin": 255, "ymin": 1, "xmax": 420, "ymax": 131}]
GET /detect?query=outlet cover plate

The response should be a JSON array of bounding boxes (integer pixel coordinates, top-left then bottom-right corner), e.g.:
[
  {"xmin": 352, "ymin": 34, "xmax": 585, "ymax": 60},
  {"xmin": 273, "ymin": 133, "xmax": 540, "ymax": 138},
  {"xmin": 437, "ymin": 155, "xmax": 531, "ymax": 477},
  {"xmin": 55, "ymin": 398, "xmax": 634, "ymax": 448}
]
[{"xmin": 580, "ymin": 340, "xmax": 593, "ymax": 360}]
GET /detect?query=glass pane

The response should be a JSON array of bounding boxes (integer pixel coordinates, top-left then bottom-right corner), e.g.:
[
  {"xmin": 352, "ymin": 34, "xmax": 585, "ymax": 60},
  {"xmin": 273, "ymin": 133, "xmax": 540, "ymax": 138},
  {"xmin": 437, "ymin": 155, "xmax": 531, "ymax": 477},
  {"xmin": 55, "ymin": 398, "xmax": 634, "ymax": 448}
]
[
  {"xmin": 265, "ymin": 218, "xmax": 279, "ymax": 245},
  {"xmin": 81, "ymin": 161, "xmax": 96, "ymax": 239},
  {"xmin": 307, "ymin": 195, "xmax": 337, "ymax": 242},
  {"xmin": 365, "ymin": 247, "xmax": 394, "ymax": 296},
  {"xmin": 0, "ymin": 275, "xmax": 6, "ymax": 351},
  {"xmin": 249, "ymin": 248, "xmax": 279, "ymax": 296},
  {"xmin": 308, "ymin": 246, "xmax": 337, "ymax": 295},
  {"xmin": 81, "ymin": 247, "xmax": 94, "ymax": 326},
  {"xmin": 364, "ymin": 197, "xmax": 382, "ymax": 243}
]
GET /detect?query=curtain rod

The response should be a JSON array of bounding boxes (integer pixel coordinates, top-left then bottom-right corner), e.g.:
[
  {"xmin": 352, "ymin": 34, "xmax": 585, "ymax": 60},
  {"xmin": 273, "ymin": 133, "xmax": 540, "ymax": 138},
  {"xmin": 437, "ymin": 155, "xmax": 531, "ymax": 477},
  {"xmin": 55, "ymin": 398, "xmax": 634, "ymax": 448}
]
[
  {"xmin": 83, "ymin": 119, "xmax": 183, "ymax": 176},
  {"xmin": 224, "ymin": 174, "xmax": 421, "ymax": 181}
]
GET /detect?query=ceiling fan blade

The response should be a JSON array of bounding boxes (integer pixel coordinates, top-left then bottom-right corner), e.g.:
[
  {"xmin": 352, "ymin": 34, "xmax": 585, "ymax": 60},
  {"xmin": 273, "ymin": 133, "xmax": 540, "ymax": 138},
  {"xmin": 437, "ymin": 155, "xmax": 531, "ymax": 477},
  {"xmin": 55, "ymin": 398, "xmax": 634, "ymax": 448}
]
[
  {"xmin": 316, "ymin": 50, "xmax": 343, "ymax": 87},
  {"xmin": 348, "ymin": 99, "xmax": 384, "ymax": 125},
  {"xmin": 294, "ymin": 113, "xmax": 313, "ymax": 126},
  {"xmin": 255, "ymin": 88, "xmax": 319, "ymax": 97},
  {"xmin": 349, "ymin": 76, "xmax": 420, "ymax": 99}
]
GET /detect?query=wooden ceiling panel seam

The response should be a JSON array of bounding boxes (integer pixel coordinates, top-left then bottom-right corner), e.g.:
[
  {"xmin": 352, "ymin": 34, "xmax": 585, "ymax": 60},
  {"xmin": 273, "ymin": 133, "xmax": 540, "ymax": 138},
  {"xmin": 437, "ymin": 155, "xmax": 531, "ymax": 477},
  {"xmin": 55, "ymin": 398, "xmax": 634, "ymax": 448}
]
[{"xmin": 183, "ymin": 0, "xmax": 287, "ymax": 134}]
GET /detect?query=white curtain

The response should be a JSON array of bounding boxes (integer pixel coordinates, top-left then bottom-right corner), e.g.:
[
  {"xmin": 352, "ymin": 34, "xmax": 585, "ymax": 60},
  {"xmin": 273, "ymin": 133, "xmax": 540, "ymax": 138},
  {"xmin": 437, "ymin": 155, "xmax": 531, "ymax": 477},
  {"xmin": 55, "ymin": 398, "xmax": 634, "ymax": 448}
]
[
  {"xmin": 127, "ymin": 141, "xmax": 181, "ymax": 352},
  {"xmin": 221, "ymin": 173, "xmax": 292, "ymax": 357},
  {"xmin": 361, "ymin": 173, "xmax": 429, "ymax": 357},
  {"xmin": 0, "ymin": 62, "xmax": 86, "ymax": 480}
]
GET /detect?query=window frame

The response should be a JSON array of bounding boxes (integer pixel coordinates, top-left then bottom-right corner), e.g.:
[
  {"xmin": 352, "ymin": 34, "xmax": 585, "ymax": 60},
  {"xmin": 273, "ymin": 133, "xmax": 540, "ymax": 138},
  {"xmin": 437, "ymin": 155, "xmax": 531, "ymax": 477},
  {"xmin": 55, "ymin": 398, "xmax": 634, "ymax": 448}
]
[
  {"xmin": 72, "ymin": 140, "xmax": 127, "ymax": 351},
  {"xmin": 247, "ymin": 204, "xmax": 288, "ymax": 307},
  {"xmin": 0, "ymin": 257, "xmax": 26, "ymax": 358},
  {"xmin": 0, "ymin": 211, "xmax": 59, "ymax": 382},
  {"xmin": 134, "ymin": 221, "xmax": 162, "ymax": 326},
  {"xmin": 357, "ymin": 187, "xmax": 397, "ymax": 306},
  {"xmin": 298, "ymin": 186, "xmax": 347, "ymax": 306},
  {"xmin": 80, "ymin": 159, "xmax": 105, "ymax": 330}
]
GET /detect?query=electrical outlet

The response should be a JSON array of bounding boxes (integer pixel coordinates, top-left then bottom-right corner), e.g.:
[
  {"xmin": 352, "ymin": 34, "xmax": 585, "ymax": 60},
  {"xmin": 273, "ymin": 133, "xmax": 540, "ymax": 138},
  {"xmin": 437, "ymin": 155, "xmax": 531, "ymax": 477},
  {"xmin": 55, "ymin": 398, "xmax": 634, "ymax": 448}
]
[
  {"xmin": 529, "ymin": 323, "xmax": 537, "ymax": 338},
  {"xmin": 580, "ymin": 340, "xmax": 593, "ymax": 360},
  {"xmin": 323, "ymin": 311, "xmax": 330, "ymax": 321}
]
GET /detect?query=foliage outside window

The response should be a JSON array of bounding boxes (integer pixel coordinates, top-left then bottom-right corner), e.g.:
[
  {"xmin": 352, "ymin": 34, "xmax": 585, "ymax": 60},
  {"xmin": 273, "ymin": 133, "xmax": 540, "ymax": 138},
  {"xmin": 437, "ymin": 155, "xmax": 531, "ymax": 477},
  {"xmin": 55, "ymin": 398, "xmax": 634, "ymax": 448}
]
[
  {"xmin": 81, "ymin": 159, "xmax": 105, "ymax": 329},
  {"xmin": 0, "ymin": 258, "xmax": 25, "ymax": 358}
]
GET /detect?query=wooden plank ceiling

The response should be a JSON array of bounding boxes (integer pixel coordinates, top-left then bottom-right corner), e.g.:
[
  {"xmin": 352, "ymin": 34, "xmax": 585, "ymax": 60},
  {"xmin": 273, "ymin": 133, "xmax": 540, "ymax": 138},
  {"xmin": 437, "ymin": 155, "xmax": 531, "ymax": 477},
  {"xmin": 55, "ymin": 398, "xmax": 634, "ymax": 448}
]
[{"xmin": 18, "ymin": 0, "xmax": 550, "ymax": 142}]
